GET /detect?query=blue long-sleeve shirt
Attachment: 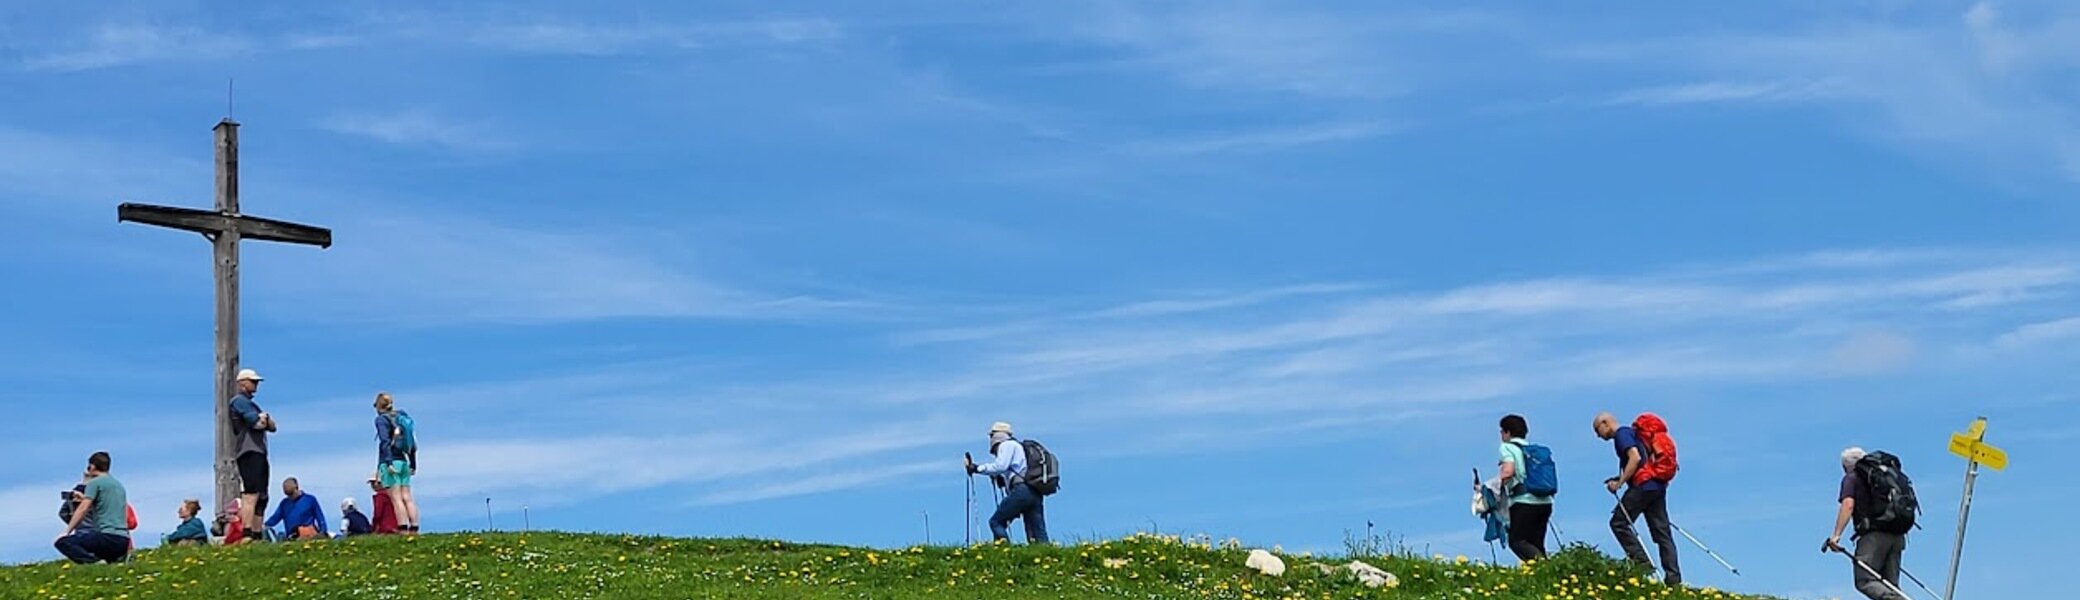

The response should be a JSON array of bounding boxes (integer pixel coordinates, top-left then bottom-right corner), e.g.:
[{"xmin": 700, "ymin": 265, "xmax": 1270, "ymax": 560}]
[
  {"xmin": 974, "ymin": 439, "xmax": 1027, "ymax": 487},
  {"xmin": 375, "ymin": 413, "xmax": 397, "ymax": 464},
  {"xmin": 265, "ymin": 493, "xmax": 328, "ymax": 535}
]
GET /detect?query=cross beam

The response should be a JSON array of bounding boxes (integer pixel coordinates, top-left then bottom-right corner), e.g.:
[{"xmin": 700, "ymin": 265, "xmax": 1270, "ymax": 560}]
[
  {"xmin": 118, "ymin": 203, "xmax": 333, "ymax": 247},
  {"xmin": 116, "ymin": 119, "xmax": 331, "ymax": 514}
]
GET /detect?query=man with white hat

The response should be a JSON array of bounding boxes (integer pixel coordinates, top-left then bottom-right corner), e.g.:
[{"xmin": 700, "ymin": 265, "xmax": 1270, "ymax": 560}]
[
  {"xmin": 963, "ymin": 421, "xmax": 1049, "ymax": 544},
  {"xmin": 227, "ymin": 368, "xmax": 278, "ymax": 540}
]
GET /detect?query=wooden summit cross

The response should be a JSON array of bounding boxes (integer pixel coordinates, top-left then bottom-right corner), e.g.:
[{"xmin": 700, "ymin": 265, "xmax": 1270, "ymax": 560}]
[{"xmin": 117, "ymin": 119, "xmax": 332, "ymax": 513}]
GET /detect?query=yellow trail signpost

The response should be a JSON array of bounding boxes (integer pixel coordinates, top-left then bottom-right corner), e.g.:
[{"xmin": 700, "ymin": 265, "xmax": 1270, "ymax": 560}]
[{"xmin": 1943, "ymin": 417, "xmax": 2005, "ymax": 600}]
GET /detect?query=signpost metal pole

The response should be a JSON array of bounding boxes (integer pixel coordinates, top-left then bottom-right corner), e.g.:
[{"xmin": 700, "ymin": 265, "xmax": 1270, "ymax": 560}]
[
  {"xmin": 1943, "ymin": 417, "xmax": 2006, "ymax": 600},
  {"xmin": 1945, "ymin": 458, "xmax": 1977, "ymax": 600}
]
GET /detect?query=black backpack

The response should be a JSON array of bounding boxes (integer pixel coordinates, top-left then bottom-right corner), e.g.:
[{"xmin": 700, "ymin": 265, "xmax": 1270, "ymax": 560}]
[
  {"xmin": 1019, "ymin": 440, "xmax": 1060, "ymax": 496},
  {"xmin": 1853, "ymin": 451, "xmax": 1919, "ymax": 534}
]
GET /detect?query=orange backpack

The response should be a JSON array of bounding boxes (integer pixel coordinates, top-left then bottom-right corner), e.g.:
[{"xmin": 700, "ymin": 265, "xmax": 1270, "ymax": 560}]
[{"xmin": 1630, "ymin": 413, "xmax": 1680, "ymax": 484}]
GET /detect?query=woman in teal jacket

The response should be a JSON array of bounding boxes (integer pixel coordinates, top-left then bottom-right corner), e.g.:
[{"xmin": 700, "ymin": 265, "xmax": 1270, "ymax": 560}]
[{"xmin": 162, "ymin": 499, "xmax": 207, "ymax": 546}]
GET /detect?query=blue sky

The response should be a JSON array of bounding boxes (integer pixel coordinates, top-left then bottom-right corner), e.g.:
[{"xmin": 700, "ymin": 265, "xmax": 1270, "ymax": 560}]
[{"xmin": 3, "ymin": 1, "xmax": 2078, "ymax": 597}]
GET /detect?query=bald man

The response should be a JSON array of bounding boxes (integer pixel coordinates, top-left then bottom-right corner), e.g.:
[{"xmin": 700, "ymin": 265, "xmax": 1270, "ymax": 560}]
[{"xmin": 1594, "ymin": 412, "xmax": 1680, "ymax": 585}]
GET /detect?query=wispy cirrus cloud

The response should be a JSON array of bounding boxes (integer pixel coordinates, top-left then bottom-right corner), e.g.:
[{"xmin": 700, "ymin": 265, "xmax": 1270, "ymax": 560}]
[
  {"xmin": 1602, "ymin": 80, "xmax": 1838, "ymax": 107},
  {"xmin": 10, "ymin": 14, "xmax": 842, "ymax": 73},
  {"xmin": 885, "ymin": 249, "xmax": 2078, "ymax": 420},
  {"xmin": 1124, "ymin": 120, "xmax": 1400, "ymax": 157},
  {"xmin": 695, "ymin": 461, "xmax": 945, "ymax": 506},
  {"xmin": 462, "ymin": 18, "xmax": 842, "ymax": 55},
  {"xmin": 248, "ymin": 209, "xmax": 867, "ymax": 326},
  {"xmin": 318, "ymin": 109, "xmax": 519, "ymax": 153},
  {"xmin": 1064, "ymin": 5, "xmax": 1508, "ymax": 99},
  {"xmin": 1575, "ymin": 2, "xmax": 2080, "ymax": 185},
  {"xmin": 0, "ymin": 124, "xmax": 861, "ymax": 327},
  {"xmin": 16, "ymin": 24, "xmax": 254, "ymax": 72},
  {"xmin": 1993, "ymin": 315, "xmax": 2080, "ymax": 348}
]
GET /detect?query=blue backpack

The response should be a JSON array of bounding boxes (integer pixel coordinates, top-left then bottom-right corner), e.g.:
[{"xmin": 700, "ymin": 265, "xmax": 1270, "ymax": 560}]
[
  {"xmin": 388, "ymin": 411, "xmax": 418, "ymax": 471},
  {"xmin": 1511, "ymin": 441, "xmax": 1559, "ymax": 497}
]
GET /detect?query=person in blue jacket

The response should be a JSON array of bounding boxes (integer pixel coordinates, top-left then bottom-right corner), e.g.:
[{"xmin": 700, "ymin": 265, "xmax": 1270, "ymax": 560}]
[{"xmin": 264, "ymin": 478, "xmax": 328, "ymax": 540}]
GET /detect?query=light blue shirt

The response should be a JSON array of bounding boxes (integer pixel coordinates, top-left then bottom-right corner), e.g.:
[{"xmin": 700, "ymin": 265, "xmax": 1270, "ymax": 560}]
[{"xmin": 974, "ymin": 439, "xmax": 1027, "ymax": 487}]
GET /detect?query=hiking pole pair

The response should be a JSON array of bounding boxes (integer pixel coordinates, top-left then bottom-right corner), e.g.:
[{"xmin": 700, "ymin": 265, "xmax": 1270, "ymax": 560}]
[
  {"xmin": 1827, "ymin": 545, "xmax": 1929, "ymax": 600},
  {"xmin": 964, "ymin": 453, "xmax": 976, "ymax": 546},
  {"xmin": 1606, "ymin": 486, "xmax": 1661, "ymax": 579},
  {"xmin": 1610, "ymin": 487, "xmax": 1741, "ymax": 576},
  {"xmin": 1829, "ymin": 542, "xmax": 1943, "ymax": 600}
]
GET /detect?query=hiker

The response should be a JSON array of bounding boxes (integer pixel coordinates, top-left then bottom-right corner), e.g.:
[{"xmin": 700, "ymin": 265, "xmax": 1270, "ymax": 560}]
[
  {"xmin": 1824, "ymin": 447, "xmax": 1914, "ymax": 600},
  {"xmin": 217, "ymin": 498, "xmax": 248, "ymax": 545},
  {"xmin": 1495, "ymin": 414, "xmax": 1554, "ymax": 562},
  {"xmin": 57, "ymin": 470, "xmax": 93, "ymax": 527},
  {"xmin": 368, "ymin": 472, "xmax": 399, "ymax": 535},
  {"xmin": 124, "ymin": 503, "xmax": 139, "ymax": 550},
  {"xmin": 163, "ymin": 499, "xmax": 208, "ymax": 546},
  {"xmin": 340, "ymin": 497, "xmax": 373, "ymax": 537},
  {"xmin": 374, "ymin": 392, "xmax": 422, "ymax": 534},
  {"xmin": 264, "ymin": 477, "xmax": 329, "ymax": 540},
  {"xmin": 964, "ymin": 422, "xmax": 1049, "ymax": 544},
  {"xmin": 1594, "ymin": 412, "xmax": 1681, "ymax": 585},
  {"xmin": 53, "ymin": 451, "xmax": 129, "ymax": 564},
  {"xmin": 229, "ymin": 368, "xmax": 278, "ymax": 540}
]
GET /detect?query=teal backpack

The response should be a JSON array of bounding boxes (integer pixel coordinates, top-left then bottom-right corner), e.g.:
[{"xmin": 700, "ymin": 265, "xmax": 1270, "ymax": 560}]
[{"xmin": 389, "ymin": 411, "xmax": 419, "ymax": 472}]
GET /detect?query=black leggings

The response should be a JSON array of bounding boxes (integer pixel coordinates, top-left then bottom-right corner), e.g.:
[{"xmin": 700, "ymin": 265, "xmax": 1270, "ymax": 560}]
[{"xmin": 1509, "ymin": 502, "xmax": 1552, "ymax": 561}]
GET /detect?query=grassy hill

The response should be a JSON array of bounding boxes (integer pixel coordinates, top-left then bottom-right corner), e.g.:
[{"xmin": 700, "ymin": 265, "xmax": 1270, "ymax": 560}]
[{"xmin": 2, "ymin": 532, "xmax": 1781, "ymax": 599}]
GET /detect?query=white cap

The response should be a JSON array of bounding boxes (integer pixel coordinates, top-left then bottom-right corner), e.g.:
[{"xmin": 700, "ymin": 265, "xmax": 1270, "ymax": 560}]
[
  {"xmin": 236, "ymin": 369, "xmax": 264, "ymax": 382},
  {"xmin": 340, "ymin": 497, "xmax": 355, "ymax": 512},
  {"xmin": 367, "ymin": 471, "xmax": 381, "ymax": 483},
  {"xmin": 989, "ymin": 421, "xmax": 1014, "ymax": 435}
]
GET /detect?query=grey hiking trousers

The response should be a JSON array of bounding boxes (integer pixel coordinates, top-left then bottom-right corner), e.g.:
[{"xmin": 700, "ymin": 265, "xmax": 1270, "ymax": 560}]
[{"xmin": 1853, "ymin": 531, "xmax": 1909, "ymax": 600}]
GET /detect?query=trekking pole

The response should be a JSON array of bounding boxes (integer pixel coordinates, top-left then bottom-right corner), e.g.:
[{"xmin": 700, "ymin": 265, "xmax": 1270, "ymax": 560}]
[
  {"xmin": 964, "ymin": 472, "xmax": 975, "ymax": 546},
  {"xmin": 1549, "ymin": 521, "xmax": 1568, "ymax": 546},
  {"xmin": 1609, "ymin": 488, "xmax": 1660, "ymax": 578},
  {"xmin": 1831, "ymin": 546, "xmax": 1914, "ymax": 600},
  {"xmin": 1670, "ymin": 521, "xmax": 1740, "ymax": 575},
  {"xmin": 1898, "ymin": 565, "xmax": 1945, "ymax": 600}
]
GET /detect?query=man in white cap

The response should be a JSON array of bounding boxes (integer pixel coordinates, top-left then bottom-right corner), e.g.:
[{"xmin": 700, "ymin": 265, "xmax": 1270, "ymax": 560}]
[
  {"xmin": 963, "ymin": 422, "xmax": 1048, "ymax": 544},
  {"xmin": 228, "ymin": 368, "xmax": 277, "ymax": 540},
  {"xmin": 340, "ymin": 496, "xmax": 372, "ymax": 537}
]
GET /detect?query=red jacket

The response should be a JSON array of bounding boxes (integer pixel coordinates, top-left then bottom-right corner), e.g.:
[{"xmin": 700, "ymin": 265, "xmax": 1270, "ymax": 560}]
[{"xmin": 371, "ymin": 490, "xmax": 399, "ymax": 534}]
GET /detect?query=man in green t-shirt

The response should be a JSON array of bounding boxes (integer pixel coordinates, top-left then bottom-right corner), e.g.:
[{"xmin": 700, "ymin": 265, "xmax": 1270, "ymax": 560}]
[{"xmin": 55, "ymin": 451, "xmax": 130, "ymax": 564}]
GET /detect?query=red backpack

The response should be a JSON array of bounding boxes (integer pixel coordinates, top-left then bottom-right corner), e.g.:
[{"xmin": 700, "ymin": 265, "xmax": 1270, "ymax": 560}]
[{"xmin": 1630, "ymin": 413, "xmax": 1680, "ymax": 484}]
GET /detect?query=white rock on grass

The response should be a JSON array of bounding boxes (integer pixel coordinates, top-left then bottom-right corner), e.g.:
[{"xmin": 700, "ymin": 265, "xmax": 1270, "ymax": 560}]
[
  {"xmin": 1245, "ymin": 549, "xmax": 1287, "ymax": 576},
  {"xmin": 1345, "ymin": 560, "xmax": 1399, "ymax": 588}
]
